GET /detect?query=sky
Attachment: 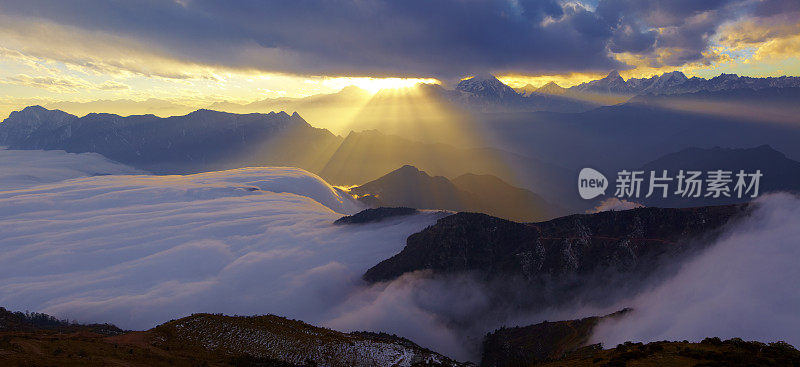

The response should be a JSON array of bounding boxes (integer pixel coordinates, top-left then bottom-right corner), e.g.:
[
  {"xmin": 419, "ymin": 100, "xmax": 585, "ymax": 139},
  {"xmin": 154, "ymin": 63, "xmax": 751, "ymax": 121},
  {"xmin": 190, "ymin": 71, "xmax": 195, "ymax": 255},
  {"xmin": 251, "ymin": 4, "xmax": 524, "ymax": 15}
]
[{"xmin": 0, "ymin": 0, "xmax": 799, "ymax": 118}]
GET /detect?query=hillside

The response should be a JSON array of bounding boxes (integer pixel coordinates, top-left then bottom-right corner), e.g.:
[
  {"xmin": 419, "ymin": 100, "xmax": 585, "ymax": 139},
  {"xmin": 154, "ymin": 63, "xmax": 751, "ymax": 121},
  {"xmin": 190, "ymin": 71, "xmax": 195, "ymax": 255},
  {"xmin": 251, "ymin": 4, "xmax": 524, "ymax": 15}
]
[
  {"xmin": 481, "ymin": 309, "xmax": 631, "ymax": 366},
  {"xmin": 3, "ymin": 306, "xmax": 798, "ymax": 367},
  {"xmin": 153, "ymin": 313, "xmax": 465, "ymax": 367},
  {"xmin": 0, "ymin": 309, "xmax": 466, "ymax": 367}
]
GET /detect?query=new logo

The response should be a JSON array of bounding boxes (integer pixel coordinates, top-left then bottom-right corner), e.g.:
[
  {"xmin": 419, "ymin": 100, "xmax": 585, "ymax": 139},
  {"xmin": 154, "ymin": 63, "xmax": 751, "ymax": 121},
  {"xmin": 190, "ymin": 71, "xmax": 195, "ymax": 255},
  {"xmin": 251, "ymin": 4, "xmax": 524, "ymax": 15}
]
[{"xmin": 578, "ymin": 168, "xmax": 608, "ymax": 200}]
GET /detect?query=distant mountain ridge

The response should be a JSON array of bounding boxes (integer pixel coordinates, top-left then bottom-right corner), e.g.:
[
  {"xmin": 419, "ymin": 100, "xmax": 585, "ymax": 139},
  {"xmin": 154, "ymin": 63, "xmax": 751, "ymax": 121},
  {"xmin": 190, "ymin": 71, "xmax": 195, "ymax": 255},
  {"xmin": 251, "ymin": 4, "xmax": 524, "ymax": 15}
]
[
  {"xmin": 448, "ymin": 76, "xmax": 599, "ymax": 112},
  {"xmin": 0, "ymin": 106, "xmax": 342, "ymax": 174},
  {"xmin": 319, "ymin": 129, "xmax": 573, "ymax": 204},
  {"xmin": 637, "ymin": 145, "xmax": 800, "ymax": 208},
  {"xmin": 570, "ymin": 70, "xmax": 800, "ymax": 96},
  {"xmin": 349, "ymin": 165, "xmax": 560, "ymax": 221}
]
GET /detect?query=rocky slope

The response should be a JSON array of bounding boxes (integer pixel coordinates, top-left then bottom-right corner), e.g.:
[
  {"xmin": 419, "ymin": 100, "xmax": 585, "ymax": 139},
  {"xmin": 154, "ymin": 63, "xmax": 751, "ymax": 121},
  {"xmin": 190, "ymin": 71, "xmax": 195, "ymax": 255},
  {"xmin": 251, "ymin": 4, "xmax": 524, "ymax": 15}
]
[
  {"xmin": 152, "ymin": 313, "xmax": 466, "ymax": 367},
  {"xmin": 363, "ymin": 204, "xmax": 749, "ymax": 309}
]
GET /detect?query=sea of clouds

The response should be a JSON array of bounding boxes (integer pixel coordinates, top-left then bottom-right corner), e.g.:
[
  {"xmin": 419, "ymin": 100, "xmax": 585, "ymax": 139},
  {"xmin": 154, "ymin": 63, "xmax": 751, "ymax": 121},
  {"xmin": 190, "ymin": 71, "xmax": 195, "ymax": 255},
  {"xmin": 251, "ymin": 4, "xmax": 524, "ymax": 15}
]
[
  {"xmin": 591, "ymin": 192, "xmax": 800, "ymax": 348},
  {"xmin": 2, "ymin": 148, "xmax": 799, "ymax": 362},
  {"xmin": 0, "ymin": 149, "xmax": 452, "ymax": 342}
]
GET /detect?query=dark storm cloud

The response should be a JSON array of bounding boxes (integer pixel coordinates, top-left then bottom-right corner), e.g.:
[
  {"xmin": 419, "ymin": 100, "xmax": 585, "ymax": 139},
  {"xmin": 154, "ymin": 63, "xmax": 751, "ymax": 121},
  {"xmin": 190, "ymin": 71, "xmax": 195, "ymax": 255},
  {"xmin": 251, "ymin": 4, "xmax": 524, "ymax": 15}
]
[
  {"xmin": 596, "ymin": 0, "xmax": 752, "ymax": 66},
  {"xmin": 0, "ymin": 0, "xmax": 778, "ymax": 77}
]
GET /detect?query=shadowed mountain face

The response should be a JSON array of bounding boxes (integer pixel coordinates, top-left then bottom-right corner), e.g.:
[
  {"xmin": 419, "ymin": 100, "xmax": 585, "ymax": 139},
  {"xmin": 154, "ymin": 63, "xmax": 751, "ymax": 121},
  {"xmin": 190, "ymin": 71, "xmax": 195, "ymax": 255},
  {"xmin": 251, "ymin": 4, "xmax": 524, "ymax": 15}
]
[
  {"xmin": 481, "ymin": 309, "xmax": 630, "ymax": 366},
  {"xmin": 363, "ymin": 205, "xmax": 748, "ymax": 306},
  {"xmin": 0, "ymin": 106, "xmax": 342, "ymax": 174},
  {"xmin": 628, "ymin": 86, "xmax": 800, "ymax": 125},
  {"xmin": 349, "ymin": 165, "xmax": 560, "ymax": 222},
  {"xmin": 638, "ymin": 145, "xmax": 800, "ymax": 208},
  {"xmin": 476, "ymin": 102, "xmax": 800, "ymax": 178},
  {"xmin": 481, "ymin": 312, "xmax": 800, "ymax": 367}
]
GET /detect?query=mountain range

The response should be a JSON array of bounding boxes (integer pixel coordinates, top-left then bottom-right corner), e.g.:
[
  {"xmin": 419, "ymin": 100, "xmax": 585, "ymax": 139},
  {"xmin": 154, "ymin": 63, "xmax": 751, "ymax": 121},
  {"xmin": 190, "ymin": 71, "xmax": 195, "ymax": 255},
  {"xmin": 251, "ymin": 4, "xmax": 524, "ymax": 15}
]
[
  {"xmin": 636, "ymin": 145, "xmax": 800, "ymax": 207},
  {"xmin": 454, "ymin": 71, "xmax": 800, "ymax": 112},
  {"xmin": 318, "ymin": 128, "xmax": 572, "ymax": 198},
  {"xmin": 0, "ymin": 106, "xmax": 342, "ymax": 174},
  {"xmin": 4, "ymin": 104, "xmax": 799, "ymax": 213},
  {"xmin": 569, "ymin": 70, "xmax": 800, "ymax": 96},
  {"xmin": 348, "ymin": 165, "xmax": 561, "ymax": 222}
]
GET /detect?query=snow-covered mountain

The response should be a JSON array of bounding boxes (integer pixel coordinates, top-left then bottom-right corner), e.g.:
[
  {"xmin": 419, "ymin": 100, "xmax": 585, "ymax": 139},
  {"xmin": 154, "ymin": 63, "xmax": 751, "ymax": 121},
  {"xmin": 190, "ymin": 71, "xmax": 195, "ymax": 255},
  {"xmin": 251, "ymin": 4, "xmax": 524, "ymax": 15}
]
[
  {"xmin": 448, "ymin": 75, "xmax": 597, "ymax": 112},
  {"xmin": 534, "ymin": 81, "xmax": 568, "ymax": 95},
  {"xmin": 455, "ymin": 74, "xmax": 520, "ymax": 101},
  {"xmin": 570, "ymin": 70, "xmax": 631, "ymax": 94},
  {"xmin": 570, "ymin": 70, "xmax": 800, "ymax": 95}
]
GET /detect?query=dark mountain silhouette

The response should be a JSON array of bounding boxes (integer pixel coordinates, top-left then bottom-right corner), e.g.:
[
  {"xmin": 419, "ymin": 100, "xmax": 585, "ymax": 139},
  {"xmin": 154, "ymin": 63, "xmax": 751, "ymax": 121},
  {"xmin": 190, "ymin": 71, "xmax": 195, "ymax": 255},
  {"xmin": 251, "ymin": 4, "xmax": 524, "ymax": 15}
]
[
  {"xmin": 474, "ymin": 100, "xmax": 800, "ymax": 181},
  {"xmin": 207, "ymin": 85, "xmax": 373, "ymax": 134},
  {"xmin": 319, "ymin": 129, "xmax": 573, "ymax": 202},
  {"xmin": 481, "ymin": 309, "xmax": 630, "ymax": 366},
  {"xmin": 481, "ymin": 314, "xmax": 800, "ymax": 367},
  {"xmin": 0, "ymin": 106, "xmax": 343, "ymax": 174},
  {"xmin": 2, "ymin": 305, "xmax": 797, "ymax": 367},
  {"xmin": 637, "ymin": 145, "xmax": 800, "ymax": 207},
  {"xmin": 628, "ymin": 86, "xmax": 800, "ymax": 125},
  {"xmin": 0, "ymin": 307, "xmax": 465, "ymax": 366},
  {"xmin": 349, "ymin": 165, "xmax": 560, "ymax": 221},
  {"xmin": 0, "ymin": 306, "xmax": 123, "ymax": 335},
  {"xmin": 0, "ymin": 106, "xmax": 78, "ymax": 143},
  {"xmin": 363, "ymin": 204, "xmax": 748, "ymax": 309},
  {"xmin": 334, "ymin": 207, "xmax": 420, "ymax": 224}
]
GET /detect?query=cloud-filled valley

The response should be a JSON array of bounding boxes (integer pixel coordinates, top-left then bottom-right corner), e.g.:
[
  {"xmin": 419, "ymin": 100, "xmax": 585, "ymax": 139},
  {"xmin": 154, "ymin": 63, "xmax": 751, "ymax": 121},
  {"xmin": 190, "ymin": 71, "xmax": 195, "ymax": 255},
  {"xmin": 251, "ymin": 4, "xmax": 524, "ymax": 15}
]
[
  {"xmin": 591, "ymin": 192, "xmax": 800, "ymax": 348},
  {"xmin": 0, "ymin": 149, "xmax": 442, "ymax": 333},
  {"xmin": 2, "ymin": 148, "xmax": 800, "ymax": 362}
]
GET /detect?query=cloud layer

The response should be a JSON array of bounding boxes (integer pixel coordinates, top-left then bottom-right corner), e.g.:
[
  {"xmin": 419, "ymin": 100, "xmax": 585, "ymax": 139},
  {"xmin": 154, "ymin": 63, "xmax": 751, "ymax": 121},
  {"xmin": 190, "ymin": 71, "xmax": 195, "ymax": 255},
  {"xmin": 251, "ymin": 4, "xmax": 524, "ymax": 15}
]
[
  {"xmin": 591, "ymin": 193, "xmax": 800, "ymax": 347},
  {"xmin": 3, "ymin": 149, "xmax": 800, "ymax": 361},
  {"xmin": 2, "ymin": 0, "xmax": 796, "ymax": 79}
]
